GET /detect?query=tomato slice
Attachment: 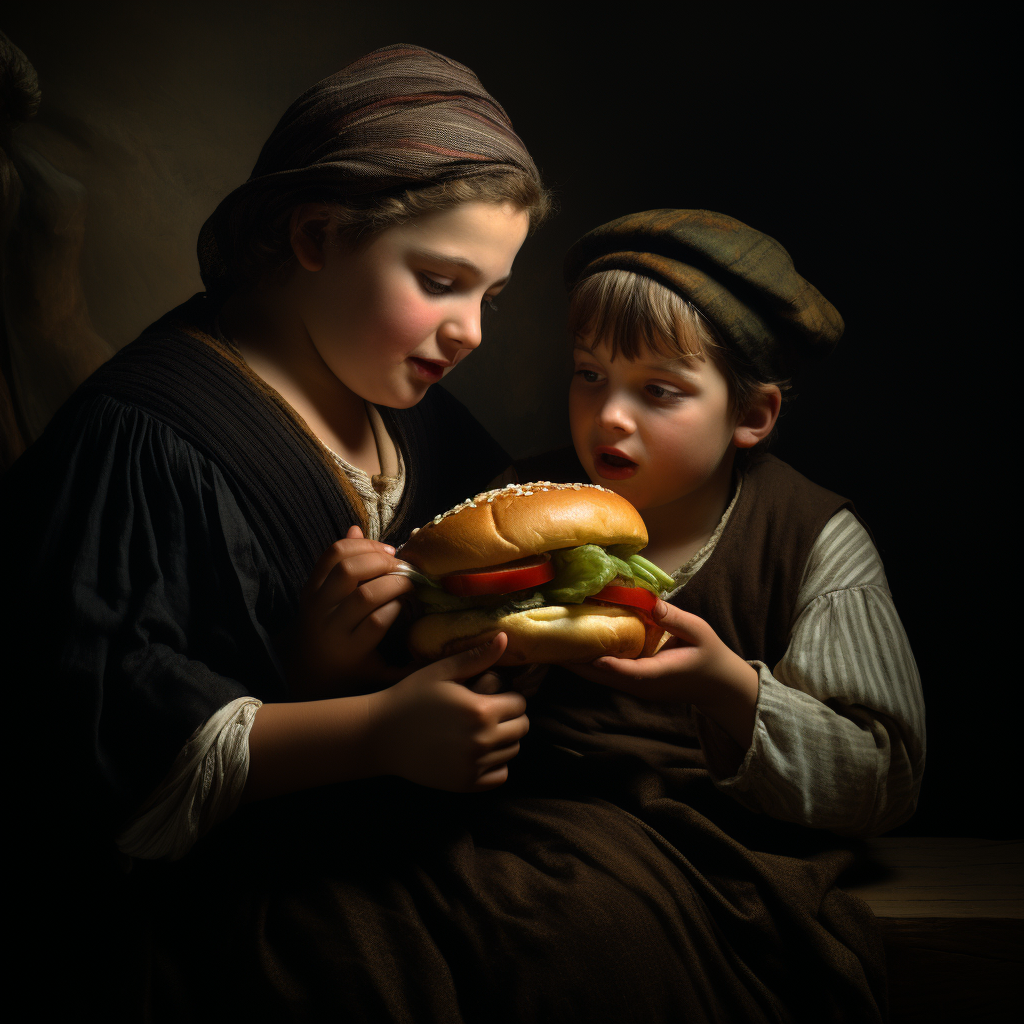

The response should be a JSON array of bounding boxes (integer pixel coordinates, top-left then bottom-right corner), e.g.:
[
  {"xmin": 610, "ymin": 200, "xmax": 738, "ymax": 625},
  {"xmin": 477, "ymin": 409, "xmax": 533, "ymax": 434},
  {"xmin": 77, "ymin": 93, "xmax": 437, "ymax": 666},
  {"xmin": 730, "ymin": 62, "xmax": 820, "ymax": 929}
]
[
  {"xmin": 442, "ymin": 554, "xmax": 556, "ymax": 596},
  {"xmin": 587, "ymin": 584, "xmax": 658, "ymax": 615}
]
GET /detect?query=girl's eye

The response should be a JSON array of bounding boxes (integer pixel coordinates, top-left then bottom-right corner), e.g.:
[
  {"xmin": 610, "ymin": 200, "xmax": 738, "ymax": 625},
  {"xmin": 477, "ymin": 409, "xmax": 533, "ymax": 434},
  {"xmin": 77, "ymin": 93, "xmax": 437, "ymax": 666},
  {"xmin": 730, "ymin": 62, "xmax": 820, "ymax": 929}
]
[
  {"xmin": 419, "ymin": 274, "xmax": 452, "ymax": 295},
  {"xmin": 482, "ymin": 296, "xmax": 499, "ymax": 313}
]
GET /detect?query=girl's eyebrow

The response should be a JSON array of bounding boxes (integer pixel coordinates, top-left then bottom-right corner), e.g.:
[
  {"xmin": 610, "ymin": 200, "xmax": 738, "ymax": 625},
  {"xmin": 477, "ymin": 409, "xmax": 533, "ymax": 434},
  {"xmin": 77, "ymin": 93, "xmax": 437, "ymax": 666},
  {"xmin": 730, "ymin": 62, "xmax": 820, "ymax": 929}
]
[{"xmin": 409, "ymin": 247, "xmax": 512, "ymax": 287}]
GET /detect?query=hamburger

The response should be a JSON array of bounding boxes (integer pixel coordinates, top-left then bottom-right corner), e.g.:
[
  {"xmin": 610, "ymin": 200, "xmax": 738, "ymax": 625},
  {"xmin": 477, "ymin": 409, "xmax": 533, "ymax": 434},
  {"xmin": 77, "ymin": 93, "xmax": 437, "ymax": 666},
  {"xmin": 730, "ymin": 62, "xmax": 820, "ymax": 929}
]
[{"xmin": 394, "ymin": 481, "xmax": 675, "ymax": 666}]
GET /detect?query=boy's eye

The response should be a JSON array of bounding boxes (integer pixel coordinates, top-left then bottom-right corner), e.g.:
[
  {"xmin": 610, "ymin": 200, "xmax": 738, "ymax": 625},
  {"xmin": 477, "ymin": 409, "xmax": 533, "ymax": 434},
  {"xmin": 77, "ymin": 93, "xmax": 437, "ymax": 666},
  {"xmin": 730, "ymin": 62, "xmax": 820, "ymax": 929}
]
[
  {"xmin": 574, "ymin": 368, "xmax": 604, "ymax": 384},
  {"xmin": 646, "ymin": 384, "xmax": 684, "ymax": 400}
]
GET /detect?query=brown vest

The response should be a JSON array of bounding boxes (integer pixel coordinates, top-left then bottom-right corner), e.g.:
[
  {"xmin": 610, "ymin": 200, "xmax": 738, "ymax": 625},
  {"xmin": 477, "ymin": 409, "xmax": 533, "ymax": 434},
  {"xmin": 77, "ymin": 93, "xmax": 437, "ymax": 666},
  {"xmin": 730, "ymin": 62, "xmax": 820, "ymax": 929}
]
[
  {"xmin": 674, "ymin": 452, "xmax": 861, "ymax": 667},
  {"xmin": 515, "ymin": 448, "xmax": 862, "ymax": 668}
]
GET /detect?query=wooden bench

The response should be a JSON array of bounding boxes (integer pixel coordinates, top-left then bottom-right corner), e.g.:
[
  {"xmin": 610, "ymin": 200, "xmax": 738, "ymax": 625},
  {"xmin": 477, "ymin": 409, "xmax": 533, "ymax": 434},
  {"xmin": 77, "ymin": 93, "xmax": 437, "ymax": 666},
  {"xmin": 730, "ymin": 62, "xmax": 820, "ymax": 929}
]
[{"xmin": 840, "ymin": 838, "xmax": 1023, "ymax": 1023}]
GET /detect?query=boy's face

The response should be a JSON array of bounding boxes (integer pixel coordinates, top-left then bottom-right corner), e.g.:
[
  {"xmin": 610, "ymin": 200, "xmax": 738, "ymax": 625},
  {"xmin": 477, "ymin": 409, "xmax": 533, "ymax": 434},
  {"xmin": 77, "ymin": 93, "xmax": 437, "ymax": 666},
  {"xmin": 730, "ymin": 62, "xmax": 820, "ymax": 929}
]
[
  {"xmin": 294, "ymin": 201, "xmax": 530, "ymax": 408},
  {"xmin": 569, "ymin": 338, "xmax": 741, "ymax": 512}
]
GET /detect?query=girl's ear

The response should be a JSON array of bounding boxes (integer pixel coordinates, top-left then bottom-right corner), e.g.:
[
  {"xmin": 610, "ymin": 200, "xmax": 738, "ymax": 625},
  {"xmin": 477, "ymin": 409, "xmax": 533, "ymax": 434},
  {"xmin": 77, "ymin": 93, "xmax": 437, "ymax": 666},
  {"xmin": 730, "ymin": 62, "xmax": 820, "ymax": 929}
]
[
  {"xmin": 733, "ymin": 385, "xmax": 782, "ymax": 449},
  {"xmin": 289, "ymin": 204, "xmax": 333, "ymax": 272}
]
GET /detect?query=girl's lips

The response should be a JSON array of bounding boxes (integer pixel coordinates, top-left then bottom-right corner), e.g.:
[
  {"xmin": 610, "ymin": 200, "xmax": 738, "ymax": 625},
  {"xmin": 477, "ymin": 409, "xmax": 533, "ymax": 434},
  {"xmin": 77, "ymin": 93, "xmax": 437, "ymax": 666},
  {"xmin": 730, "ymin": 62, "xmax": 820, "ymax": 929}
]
[
  {"xmin": 408, "ymin": 356, "xmax": 448, "ymax": 382},
  {"xmin": 593, "ymin": 446, "xmax": 638, "ymax": 480}
]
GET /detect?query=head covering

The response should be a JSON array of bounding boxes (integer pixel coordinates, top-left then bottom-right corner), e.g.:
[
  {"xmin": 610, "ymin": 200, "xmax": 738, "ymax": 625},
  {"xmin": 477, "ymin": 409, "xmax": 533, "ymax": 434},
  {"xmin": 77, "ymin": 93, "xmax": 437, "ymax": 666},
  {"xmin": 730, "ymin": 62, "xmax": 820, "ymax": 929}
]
[
  {"xmin": 198, "ymin": 43, "xmax": 540, "ymax": 292},
  {"xmin": 563, "ymin": 209, "xmax": 843, "ymax": 379}
]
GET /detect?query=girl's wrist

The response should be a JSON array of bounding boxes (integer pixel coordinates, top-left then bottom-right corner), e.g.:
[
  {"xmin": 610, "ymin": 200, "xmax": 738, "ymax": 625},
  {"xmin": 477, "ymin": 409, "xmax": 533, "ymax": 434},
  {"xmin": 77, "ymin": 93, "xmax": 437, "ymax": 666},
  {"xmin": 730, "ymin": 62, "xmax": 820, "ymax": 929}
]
[{"xmin": 363, "ymin": 686, "xmax": 396, "ymax": 779}]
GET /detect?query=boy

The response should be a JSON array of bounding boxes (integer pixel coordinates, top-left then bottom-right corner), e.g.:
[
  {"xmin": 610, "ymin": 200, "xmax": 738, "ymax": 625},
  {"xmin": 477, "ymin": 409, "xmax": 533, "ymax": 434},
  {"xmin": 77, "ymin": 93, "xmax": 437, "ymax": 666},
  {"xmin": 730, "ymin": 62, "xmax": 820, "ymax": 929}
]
[{"xmin": 525, "ymin": 209, "xmax": 924, "ymax": 835}]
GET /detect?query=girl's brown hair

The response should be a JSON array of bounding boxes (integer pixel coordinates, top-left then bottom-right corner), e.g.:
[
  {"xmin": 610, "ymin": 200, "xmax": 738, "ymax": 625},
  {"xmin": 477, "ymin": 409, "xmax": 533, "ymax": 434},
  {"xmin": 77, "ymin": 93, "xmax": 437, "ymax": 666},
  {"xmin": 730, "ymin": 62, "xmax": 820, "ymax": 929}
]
[{"xmin": 233, "ymin": 170, "xmax": 552, "ymax": 291}]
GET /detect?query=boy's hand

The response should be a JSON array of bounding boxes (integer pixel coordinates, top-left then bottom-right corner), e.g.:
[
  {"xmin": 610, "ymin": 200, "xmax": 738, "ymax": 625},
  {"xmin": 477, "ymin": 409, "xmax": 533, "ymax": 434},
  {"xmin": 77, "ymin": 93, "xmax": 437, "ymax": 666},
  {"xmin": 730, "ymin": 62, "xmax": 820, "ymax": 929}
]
[
  {"xmin": 570, "ymin": 600, "xmax": 759, "ymax": 748},
  {"xmin": 368, "ymin": 633, "xmax": 531, "ymax": 792},
  {"xmin": 286, "ymin": 525, "xmax": 414, "ymax": 699}
]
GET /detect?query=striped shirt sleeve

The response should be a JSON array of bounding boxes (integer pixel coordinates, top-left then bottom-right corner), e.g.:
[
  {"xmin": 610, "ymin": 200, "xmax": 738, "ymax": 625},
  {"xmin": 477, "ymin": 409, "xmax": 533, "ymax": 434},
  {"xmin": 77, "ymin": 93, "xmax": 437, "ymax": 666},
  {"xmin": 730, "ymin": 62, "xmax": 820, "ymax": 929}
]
[{"xmin": 698, "ymin": 509, "xmax": 926, "ymax": 836}]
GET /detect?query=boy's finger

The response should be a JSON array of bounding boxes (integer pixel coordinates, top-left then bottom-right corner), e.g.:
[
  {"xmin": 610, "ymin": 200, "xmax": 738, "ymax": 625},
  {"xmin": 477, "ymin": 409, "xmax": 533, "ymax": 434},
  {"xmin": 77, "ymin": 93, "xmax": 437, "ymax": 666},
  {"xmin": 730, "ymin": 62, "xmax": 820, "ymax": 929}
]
[{"xmin": 651, "ymin": 601, "xmax": 705, "ymax": 642}]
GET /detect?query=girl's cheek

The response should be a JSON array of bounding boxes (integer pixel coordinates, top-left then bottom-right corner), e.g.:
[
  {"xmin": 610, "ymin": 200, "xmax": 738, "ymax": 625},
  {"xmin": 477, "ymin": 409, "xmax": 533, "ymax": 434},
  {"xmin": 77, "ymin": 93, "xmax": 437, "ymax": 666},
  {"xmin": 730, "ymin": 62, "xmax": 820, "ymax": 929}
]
[{"xmin": 376, "ymin": 292, "xmax": 438, "ymax": 343}]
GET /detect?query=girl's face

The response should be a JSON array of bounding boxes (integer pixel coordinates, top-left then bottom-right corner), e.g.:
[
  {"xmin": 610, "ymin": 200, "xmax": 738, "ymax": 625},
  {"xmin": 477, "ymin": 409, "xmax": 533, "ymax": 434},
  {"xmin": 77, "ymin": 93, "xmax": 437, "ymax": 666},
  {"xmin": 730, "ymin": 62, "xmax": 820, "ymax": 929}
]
[
  {"xmin": 294, "ymin": 201, "xmax": 531, "ymax": 408},
  {"xmin": 569, "ymin": 338, "xmax": 742, "ymax": 512}
]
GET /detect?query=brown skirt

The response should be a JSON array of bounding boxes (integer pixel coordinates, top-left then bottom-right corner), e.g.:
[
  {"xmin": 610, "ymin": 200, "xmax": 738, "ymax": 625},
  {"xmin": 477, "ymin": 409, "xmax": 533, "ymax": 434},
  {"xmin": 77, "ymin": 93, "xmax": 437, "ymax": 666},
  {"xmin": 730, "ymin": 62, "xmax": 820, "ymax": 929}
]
[{"xmin": 136, "ymin": 675, "xmax": 886, "ymax": 1024}]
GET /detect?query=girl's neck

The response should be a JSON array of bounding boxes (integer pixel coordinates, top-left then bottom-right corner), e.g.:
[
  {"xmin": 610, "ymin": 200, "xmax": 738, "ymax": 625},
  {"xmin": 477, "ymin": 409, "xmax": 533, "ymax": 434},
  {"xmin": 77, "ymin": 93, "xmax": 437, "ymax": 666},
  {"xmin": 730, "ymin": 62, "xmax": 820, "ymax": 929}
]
[
  {"xmin": 640, "ymin": 449, "xmax": 738, "ymax": 575},
  {"xmin": 218, "ymin": 287, "xmax": 380, "ymax": 476}
]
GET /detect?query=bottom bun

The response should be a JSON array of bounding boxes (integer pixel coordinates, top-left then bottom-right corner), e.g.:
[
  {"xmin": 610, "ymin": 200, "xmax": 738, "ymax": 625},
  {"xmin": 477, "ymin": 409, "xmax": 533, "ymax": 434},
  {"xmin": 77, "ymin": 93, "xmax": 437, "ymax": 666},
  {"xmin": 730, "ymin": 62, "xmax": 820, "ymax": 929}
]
[{"xmin": 409, "ymin": 604, "xmax": 649, "ymax": 665}]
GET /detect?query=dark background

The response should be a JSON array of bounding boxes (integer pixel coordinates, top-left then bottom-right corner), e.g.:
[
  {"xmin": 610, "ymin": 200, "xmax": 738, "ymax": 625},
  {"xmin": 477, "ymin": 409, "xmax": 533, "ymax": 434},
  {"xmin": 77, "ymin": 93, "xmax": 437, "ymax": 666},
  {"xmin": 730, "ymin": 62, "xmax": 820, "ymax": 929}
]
[{"xmin": 3, "ymin": 3, "xmax": 1014, "ymax": 837}]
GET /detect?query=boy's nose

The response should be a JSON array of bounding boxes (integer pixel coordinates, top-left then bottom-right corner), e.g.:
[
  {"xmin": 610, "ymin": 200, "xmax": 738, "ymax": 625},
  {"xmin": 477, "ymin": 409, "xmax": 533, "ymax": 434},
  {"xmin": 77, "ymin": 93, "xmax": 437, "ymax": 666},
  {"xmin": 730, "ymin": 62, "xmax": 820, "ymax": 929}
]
[{"xmin": 596, "ymin": 397, "xmax": 635, "ymax": 434}]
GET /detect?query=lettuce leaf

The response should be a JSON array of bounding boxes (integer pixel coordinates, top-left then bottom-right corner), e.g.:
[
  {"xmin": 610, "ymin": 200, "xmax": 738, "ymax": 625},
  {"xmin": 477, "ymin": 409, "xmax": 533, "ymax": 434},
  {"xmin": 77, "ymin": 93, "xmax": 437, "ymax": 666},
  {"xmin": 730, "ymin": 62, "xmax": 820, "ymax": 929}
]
[{"xmin": 545, "ymin": 544, "xmax": 620, "ymax": 604}]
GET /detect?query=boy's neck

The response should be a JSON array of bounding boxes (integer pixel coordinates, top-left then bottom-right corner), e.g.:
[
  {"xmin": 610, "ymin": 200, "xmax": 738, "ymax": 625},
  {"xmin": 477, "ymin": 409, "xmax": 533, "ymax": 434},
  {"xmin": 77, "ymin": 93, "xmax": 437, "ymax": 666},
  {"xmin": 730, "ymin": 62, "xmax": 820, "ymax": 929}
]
[
  {"xmin": 639, "ymin": 449, "xmax": 738, "ymax": 575},
  {"xmin": 218, "ymin": 287, "xmax": 381, "ymax": 476}
]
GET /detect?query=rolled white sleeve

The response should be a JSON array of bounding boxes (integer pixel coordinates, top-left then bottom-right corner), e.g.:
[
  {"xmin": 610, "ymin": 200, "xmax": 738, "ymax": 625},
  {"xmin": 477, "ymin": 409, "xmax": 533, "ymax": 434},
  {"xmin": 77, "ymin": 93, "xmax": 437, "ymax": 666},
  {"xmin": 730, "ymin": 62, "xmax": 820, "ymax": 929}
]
[
  {"xmin": 115, "ymin": 695, "xmax": 263, "ymax": 860},
  {"xmin": 697, "ymin": 510, "xmax": 925, "ymax": 836}
]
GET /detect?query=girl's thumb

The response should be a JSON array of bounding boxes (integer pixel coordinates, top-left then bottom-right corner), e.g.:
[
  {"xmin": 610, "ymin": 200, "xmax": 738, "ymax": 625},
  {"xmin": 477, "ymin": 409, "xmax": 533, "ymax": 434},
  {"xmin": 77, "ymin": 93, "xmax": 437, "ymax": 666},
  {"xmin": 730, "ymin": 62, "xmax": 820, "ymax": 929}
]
[{"xmin": 443, "ymin": 632, "xmax": 508, "ymax": 679}]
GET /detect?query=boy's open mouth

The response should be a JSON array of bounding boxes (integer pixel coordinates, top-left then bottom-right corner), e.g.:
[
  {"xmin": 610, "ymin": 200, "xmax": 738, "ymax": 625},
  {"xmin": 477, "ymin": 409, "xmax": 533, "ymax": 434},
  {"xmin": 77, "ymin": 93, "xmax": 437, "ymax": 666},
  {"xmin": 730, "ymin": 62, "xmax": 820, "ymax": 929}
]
[{"xmin": 594, "ymin": 447, "xmax": 638, "ymax": 479}]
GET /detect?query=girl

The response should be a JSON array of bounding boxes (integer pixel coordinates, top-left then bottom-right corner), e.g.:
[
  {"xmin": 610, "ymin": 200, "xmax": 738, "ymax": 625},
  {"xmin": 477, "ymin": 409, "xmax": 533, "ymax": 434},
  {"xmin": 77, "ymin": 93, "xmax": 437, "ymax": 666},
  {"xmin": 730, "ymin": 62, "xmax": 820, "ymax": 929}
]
[{"xmin": 4, "ymin": 43, "xmax": 548, "ymax": 1019}]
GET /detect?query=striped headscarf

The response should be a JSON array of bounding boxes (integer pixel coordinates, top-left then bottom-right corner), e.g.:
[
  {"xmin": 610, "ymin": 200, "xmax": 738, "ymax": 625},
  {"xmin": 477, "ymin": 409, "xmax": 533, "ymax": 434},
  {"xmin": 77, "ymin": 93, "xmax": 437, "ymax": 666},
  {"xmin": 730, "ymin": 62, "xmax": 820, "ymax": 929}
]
[
  {"xmin": 564, "ymin": 210, "xmax": 844, "ymax": 379},
  {"xmin": 198, "ymin": 43, "xmax": 540, "ymax": 292}
]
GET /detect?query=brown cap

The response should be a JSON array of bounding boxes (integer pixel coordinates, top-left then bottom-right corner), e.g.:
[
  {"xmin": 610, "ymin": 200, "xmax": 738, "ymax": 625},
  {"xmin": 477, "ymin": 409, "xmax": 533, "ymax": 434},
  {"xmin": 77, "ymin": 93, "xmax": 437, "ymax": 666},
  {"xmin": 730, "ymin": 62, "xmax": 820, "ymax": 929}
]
[{"xmin": 564, "ymin": 209, "xmax": 843, "ymax": 378}]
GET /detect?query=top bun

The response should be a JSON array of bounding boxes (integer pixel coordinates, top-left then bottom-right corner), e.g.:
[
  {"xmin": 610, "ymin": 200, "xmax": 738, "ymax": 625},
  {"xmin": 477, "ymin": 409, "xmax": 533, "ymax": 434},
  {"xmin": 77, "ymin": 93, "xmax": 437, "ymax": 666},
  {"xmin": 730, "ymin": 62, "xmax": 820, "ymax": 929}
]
[{"xmin": 398, "ymin": 481, "xmax": 647, "ymax": 576}]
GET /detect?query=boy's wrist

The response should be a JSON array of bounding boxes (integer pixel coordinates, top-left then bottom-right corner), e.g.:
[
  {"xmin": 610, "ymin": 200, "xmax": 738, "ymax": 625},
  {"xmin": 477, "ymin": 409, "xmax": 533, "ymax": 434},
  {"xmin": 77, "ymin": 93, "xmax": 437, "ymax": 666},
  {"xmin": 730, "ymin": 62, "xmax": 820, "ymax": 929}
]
[{"xmin": 690, "ymin": 653, "xmax": 759, "ymax": 749}]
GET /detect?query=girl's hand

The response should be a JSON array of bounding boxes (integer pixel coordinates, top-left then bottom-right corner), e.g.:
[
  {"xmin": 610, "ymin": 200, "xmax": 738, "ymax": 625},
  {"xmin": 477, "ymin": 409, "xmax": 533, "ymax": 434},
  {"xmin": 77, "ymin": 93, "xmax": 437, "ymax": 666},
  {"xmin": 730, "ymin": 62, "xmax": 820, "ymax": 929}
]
[
  {"xmin": 286, "ymin": 525, "xmax": 414, "ymax": 699},
  {"xmin": 570, "ymin": 600, "xmax": 759, "ymax": 748},
  {"xmin": 368, "ymin": 633, "xmax": 531, "ymax": 792}
]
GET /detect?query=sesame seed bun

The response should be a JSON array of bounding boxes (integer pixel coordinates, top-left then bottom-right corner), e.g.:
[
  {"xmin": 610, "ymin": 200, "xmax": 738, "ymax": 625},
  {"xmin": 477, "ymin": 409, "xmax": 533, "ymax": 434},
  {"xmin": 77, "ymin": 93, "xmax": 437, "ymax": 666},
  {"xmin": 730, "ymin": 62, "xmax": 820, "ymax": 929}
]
[{"xmin": 397, "ymin": 481, "xmax": 648, "ymax": 576}]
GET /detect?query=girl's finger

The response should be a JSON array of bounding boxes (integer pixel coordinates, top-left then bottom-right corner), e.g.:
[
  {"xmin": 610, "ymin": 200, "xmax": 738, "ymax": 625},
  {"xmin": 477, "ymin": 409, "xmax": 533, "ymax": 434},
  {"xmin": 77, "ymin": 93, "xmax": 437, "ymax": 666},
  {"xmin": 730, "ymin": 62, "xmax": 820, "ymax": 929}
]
[
  {"xmin": 329, "ymin": 575, "xmax": 414, "ymax": 637},
  {"xmin": 469, "ymin": 671, "xmax": 503, "ymax": 695},
  {"xmin": 345, "ymin": 524, "xmax": 396, "ymax": 555},
  {"xmin": 317, "ymin": 552, "xmax": 405, "ymax": 606},
  {"xmin": 413, "ymin": 632, "xmax": 509, "ymax": 684},
  {"xmin": 348, "ymin": 595, "xmax": 408, "ymax": 648},
  {"xmin": 485, "ymin": 689, "xmax": 529, "ymax": 724},
  {"xmin": 304, "ymin": 538, "xmax": 398, "ymax": 597},
  {"xmin": 473, "ymin": 764, "xmax": 510, "ymax": 790},
  {"xmin": 475, "ymin": 741, "xmax": 522, "ymax": 771}
]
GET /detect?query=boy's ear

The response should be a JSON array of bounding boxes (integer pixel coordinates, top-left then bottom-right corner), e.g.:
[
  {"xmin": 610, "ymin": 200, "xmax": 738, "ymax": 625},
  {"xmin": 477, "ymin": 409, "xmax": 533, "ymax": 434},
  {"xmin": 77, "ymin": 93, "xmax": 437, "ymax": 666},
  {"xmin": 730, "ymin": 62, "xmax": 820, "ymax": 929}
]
[
  {"xmin": 733, "ymin": 385, "xmax": 782, "ymax": 449},
  {"xmin": 289, "ymin": 204, "xmax": 333, "ymax": 272}
]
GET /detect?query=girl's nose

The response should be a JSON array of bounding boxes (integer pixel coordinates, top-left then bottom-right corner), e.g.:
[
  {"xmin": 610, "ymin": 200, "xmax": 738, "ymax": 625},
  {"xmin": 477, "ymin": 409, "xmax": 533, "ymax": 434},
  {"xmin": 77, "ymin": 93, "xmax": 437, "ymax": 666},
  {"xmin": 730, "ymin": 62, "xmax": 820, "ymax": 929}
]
[{"xmin": 440, "ymin": 301, "xmax": 483, "ymax": 354}]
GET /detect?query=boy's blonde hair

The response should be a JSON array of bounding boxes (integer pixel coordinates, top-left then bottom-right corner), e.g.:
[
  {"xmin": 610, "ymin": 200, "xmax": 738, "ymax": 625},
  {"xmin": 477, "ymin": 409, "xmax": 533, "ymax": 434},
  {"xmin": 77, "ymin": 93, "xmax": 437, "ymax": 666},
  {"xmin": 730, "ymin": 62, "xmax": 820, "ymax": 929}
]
[{"xmin": 567, "ymin": 269, "xmax": 789, "ymax": 420}]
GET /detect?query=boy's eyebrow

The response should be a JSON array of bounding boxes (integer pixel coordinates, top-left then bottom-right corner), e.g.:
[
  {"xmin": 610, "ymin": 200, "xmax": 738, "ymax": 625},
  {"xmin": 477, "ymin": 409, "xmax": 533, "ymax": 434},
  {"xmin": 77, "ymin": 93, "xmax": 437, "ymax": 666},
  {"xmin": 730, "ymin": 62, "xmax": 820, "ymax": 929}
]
[
  {"xmin": 409, "ymin": 247, "xmax": 511, "ymax": 286},
  {"xmin": 572, "ymin": 342, "xmax": 701, "ymax": 374},
  {"xmin": 655, "ymin": 354, "xmax": 701, "ymax": 373}
]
